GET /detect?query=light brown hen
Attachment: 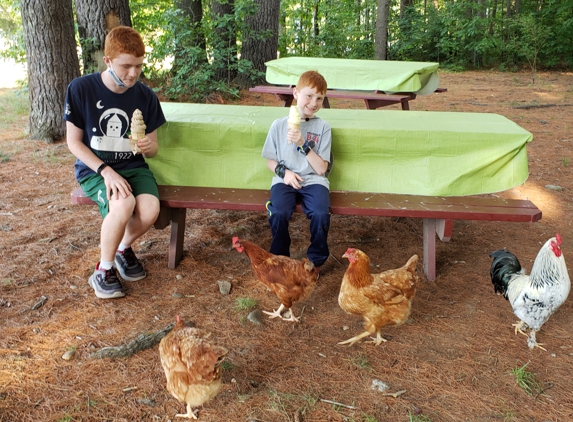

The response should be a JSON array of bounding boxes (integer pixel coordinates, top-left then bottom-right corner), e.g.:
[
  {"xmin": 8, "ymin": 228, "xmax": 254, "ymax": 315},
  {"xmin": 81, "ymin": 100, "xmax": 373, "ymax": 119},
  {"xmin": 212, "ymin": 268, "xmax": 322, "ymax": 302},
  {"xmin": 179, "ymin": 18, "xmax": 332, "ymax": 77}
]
[
  {"xmin": 158, "ymin": 316, "xmax": 228, "ymax": 419},
  {"xmin": 232, "ymin": 236, "xmax": 318, "ymax": 322},
  {"xmin": 339, "ymin": 248, "xmax": 418, "ymax": 346}
]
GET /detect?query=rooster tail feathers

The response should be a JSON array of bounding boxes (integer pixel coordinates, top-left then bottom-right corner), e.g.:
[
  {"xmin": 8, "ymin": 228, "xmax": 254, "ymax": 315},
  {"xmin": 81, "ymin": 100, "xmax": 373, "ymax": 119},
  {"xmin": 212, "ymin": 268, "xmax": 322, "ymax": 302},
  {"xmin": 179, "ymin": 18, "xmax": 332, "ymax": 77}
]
[{"xmin": 489, "ymin": 249, "xmax": 522, "ymax": 298}]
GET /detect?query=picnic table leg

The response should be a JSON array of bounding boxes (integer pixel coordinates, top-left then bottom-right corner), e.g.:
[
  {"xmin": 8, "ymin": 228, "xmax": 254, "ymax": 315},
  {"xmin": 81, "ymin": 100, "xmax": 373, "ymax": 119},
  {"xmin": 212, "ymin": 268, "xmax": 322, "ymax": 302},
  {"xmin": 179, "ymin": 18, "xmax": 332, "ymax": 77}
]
[
  {"xmin": 422, "ymin": 218, "xmax": 437, "ymax": 281},
  {"xmin": 274, "ymin": 94, "xmax": 294, "ymax": 107},
  {"xmin": 168, "ymin": 208, "xmax": 187, "ymax": 269},
  {"xmin": 399, "ymin": 93, "xmax": 416, "ymax": 110}
]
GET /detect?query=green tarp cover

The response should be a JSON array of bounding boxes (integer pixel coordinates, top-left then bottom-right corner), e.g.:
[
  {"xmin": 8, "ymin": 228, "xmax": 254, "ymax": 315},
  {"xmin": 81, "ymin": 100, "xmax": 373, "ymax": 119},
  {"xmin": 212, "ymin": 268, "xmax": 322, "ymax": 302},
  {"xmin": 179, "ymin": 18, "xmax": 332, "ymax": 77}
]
[
  {"xmin": 265, "ymin": 57, "xmax": 440, "ymax": 94},
  {"xmin": 151, "ymin": 103, "xmax": 532, "ymax": 197}
]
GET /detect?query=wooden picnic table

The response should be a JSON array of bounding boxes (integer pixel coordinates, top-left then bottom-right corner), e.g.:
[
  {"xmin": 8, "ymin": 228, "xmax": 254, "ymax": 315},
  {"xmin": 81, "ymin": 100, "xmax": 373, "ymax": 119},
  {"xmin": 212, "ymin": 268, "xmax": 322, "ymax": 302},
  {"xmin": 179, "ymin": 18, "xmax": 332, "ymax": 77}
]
[
  {"xmin": 249, "ymin": 85, "xmax": 447, "ymax": 110},
  {"xmin": 264, "ymin": 57, "xmax": 441, "ymax": 94},
  {"xmin": 253, "ymin": 57, "xmax": 446, "ymax": 109}
]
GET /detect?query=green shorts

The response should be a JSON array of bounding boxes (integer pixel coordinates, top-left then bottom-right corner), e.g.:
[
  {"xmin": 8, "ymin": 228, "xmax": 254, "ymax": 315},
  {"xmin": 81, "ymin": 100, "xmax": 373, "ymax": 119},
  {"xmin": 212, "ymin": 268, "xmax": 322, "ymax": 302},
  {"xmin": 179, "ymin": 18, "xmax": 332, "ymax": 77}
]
[{"xmin": 80, "ymin": 167, "xmax": 159, "ymax": 218}]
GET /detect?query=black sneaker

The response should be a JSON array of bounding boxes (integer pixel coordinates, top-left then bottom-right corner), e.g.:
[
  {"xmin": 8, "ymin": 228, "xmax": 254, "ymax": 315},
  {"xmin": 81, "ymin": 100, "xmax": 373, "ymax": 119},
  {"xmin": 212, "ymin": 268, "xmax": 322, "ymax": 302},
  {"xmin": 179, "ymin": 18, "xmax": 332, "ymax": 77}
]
[
  {"xmin": 115, "ymin": 247, "xmax": 146, "ymax": 281},
  {"xmin": 88, "ymin": 264, "xmax": 125, "ymax": 299}
]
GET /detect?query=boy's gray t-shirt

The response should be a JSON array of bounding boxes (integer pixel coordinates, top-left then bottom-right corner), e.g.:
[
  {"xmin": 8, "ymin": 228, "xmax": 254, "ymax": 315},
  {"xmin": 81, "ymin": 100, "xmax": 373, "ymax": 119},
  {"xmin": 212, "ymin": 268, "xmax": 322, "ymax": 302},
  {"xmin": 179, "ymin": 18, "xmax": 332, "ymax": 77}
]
[{"xmin": 262, "ymin": 115, "xmax": 332, "ymax": 190}]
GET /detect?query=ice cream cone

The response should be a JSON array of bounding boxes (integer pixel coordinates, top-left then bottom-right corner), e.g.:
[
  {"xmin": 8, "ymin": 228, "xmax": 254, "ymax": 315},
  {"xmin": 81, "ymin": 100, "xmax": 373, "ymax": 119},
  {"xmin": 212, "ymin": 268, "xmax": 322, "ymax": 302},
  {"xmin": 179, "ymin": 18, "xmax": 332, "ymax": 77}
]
[
  {"xmin": 287, "ymin": 105, "xmax": 301, "ymax": 144},
  {"xmin": 130, "ymin": 109, "xmax": 146, "ymax": 154}
]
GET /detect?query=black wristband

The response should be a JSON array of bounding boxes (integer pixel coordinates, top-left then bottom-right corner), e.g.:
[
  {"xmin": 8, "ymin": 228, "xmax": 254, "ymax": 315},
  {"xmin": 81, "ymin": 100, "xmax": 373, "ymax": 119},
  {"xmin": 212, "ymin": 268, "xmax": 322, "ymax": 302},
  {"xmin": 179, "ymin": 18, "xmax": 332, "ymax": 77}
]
[
  {"xmin": 96, "ymin": 163, "xmax": 108, "ymax": 175},
  {"xmin": 275, "ymin": 163, "xmax": 287, "ymax": 178},
  {"xmin": 298, "ymin": 141, "xmax": 312, "ymax": 155}
]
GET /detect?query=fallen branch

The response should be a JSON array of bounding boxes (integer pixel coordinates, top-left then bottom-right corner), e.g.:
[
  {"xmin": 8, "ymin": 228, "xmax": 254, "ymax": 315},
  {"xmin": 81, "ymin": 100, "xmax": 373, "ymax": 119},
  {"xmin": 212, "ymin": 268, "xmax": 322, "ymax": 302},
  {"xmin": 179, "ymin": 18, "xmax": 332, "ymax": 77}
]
[
  {"xmin": 512, "ymin": 103, "xmax": 573, "ymax": 109},
  {"xmin": 320, "ymin": 398, "xmax": 356, "ymax": 409},
  {"xmin": 90, "ymin": 322, "xmax": 175, "ymax": 359}
]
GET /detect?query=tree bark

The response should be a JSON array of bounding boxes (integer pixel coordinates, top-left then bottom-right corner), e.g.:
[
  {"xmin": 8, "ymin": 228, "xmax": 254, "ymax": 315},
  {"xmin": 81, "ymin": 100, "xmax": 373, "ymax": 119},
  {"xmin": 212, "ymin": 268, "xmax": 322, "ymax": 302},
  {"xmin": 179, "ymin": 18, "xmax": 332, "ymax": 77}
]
[
  {"xmin": 171, "ymin": 0, "xmax": 207, "ymax": 74},
  {"xmin": 212, "ymin": 0, "xmax": 237, "ymax": 82},
  {"xmin": 20, "ymin": 0, "xmax": 80, "ymax": 142},
  {"xmin": 241, "ymin": 0, "xmax": 280, "ymax": 83},
  {"xmin": 75, "ymin": 0, "xmax": 132, "ymax": 75},
  {"xmin": 375, "ymin": 0, "xmax": 390, "ymax": 60},
  {"xmin": 400, "ymin": 0, "xmax": 413, "ymax": 20}
]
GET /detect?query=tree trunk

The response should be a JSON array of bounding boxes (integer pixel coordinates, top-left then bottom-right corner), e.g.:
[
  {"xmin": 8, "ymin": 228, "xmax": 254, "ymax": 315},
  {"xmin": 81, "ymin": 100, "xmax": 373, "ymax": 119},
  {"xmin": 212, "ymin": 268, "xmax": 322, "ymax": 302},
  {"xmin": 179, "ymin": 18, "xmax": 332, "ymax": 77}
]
[
  {"xmin": 375, "ymin": 0, "xmax": 390, "ymax": 60},
  {"xmin": 75, "ymin": 0, "xmax": 131, "ymax": 75},
  {"xmin": 489, "ymin": 0, "xmax": 498, "ymax": 35},
  {"xmin": 171, "ymin": 0, "xmax": 207, "ymax": 75},
  {"xmin": 212, "ymin": 0, "xmax": 237, "ymax": 82},
  {"xmin": 400, "ymin": 0, "xmax": 413, "ymax": 19},
  {"xmin": 20, "ymin": 0, "xmax": 80, "ymax": 143},
  {"xmin": 241, "ymin": 0, "xmax": 280, "ymax": 83}
]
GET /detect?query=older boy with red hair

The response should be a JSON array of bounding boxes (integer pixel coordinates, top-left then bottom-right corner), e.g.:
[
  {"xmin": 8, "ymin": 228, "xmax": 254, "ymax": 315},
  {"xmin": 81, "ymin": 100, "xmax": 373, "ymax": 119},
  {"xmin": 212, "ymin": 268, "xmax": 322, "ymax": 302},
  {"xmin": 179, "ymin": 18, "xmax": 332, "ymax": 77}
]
[{"xmin": 64, "ymin": 26, "xmax": 166, "ymax": 298}]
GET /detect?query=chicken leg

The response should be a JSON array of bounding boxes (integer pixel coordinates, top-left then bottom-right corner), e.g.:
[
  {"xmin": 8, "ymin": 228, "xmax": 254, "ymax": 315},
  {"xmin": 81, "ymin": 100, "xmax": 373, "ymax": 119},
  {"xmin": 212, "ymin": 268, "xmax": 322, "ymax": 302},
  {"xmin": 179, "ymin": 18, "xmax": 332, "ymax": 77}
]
[
  {"xmin": 338, "ymin": 330, "xmax": 387, "ymax": 347},
  {"xmin": 175, "ymin": 403, "xmax": 198, "ymax": 419},
  {"xmin": 527, "ymin": 330, "xmax": 547, "ymax": 351}
]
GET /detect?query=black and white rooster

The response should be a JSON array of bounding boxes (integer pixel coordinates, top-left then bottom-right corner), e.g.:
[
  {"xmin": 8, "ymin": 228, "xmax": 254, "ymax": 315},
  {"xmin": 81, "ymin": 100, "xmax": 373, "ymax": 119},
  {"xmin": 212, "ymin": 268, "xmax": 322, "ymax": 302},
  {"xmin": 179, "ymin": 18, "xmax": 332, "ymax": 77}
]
[{"xmin": 489, "ymin": 233, "xmax": 570, "ymax": 350}]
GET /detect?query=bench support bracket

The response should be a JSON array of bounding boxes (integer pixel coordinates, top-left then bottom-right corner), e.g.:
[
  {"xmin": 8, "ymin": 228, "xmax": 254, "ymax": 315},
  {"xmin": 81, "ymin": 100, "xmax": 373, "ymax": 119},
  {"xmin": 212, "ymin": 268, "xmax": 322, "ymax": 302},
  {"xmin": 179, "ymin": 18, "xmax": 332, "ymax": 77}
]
[{"xmin": 168, "ymin": 208, "xmax": 186, "ymax": 269}]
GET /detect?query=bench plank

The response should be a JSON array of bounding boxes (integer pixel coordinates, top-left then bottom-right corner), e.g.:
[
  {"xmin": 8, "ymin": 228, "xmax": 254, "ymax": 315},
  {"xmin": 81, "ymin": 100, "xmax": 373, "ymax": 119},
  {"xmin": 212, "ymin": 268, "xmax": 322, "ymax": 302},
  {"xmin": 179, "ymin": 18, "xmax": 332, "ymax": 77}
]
[
  {"xmin": 250, "ymin": 85, "xmax": 448, "ymax": 110},
  {"xmin": 249, "ymin": 85, "xmax": 415, "ymax": 110},
  {"xmin": 71, "ymin": 186, "xmax": 541, "ymax": 281}
]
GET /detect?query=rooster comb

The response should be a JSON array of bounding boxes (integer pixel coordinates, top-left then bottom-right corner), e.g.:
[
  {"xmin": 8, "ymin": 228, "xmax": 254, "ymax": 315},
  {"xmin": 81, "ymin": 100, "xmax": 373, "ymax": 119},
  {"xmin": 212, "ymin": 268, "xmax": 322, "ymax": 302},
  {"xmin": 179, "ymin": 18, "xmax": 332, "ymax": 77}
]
[{"xmin": 556, "ymin": 233, "xmax": 562, "ymax": 245}]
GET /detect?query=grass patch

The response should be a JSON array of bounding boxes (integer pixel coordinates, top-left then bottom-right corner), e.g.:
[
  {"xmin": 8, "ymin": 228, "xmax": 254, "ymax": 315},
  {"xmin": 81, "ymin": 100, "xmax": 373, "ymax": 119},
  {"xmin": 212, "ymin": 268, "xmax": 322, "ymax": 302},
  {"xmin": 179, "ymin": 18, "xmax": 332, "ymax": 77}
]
[
  {"xmin": 511, "ymin": 362, "xmax": 541, "ymax": 396},
  {"xmin": 409, "ymin": 411, "xmax": 433, "ymax": 421},
  {"xmin": 233, "ymin": 297, "xmax": 257, "ymax": 311},
  {"xmin": 347, "ymin": 353, "xmax": 372, "ymax": 371},
  {"xmin": 267, "ymin": 388, "xmax": 318, "ymax": 419},
  {"xmin": 0, "ymin": 89, "xmax": 29, "ymax": 127}
]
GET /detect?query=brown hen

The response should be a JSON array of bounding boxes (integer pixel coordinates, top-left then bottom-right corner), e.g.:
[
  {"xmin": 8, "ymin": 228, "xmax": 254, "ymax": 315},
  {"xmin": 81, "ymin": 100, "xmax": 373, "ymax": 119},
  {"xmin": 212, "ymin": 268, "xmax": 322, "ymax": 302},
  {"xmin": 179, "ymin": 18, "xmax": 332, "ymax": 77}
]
[
  {"xmin": 158, "ymin": 316, "xmax": 228, "ymax": 419},
  {"xmin": 339, "ymin": 248, "xmax": 418, "ymax": 346},
  {"xmin": 232, "ymin": 236, "xmax": 318, "ymax": 322}
]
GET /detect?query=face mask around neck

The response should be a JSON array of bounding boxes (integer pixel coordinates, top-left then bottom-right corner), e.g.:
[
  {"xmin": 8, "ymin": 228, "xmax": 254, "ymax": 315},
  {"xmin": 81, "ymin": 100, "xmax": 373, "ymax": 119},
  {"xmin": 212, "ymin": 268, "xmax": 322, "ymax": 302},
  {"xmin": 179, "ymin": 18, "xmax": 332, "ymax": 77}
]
[{"xmin": 108, "ymin": 62, "xmax": 127, "ymax": 88}]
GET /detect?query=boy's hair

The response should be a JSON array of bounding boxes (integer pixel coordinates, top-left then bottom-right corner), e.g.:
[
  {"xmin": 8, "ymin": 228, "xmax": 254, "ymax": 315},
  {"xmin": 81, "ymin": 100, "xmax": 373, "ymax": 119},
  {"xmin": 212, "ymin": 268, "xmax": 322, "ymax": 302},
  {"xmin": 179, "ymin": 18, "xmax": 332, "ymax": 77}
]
[
  {"xmin": 104, "ymin": 26, "xmax": 145, "ymax": 60},
  {"xmin": 296, "ymin": 70, "xmax": 327, "ymax": 95}
]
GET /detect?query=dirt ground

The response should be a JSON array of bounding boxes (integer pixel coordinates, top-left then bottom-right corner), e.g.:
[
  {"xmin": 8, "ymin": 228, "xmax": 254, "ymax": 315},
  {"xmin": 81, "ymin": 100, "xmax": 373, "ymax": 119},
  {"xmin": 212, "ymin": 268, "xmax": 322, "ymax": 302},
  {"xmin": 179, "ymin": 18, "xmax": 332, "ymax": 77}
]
[{"xmin": 1, "ymin": 70, "xmax": 573, "ymax": 422}]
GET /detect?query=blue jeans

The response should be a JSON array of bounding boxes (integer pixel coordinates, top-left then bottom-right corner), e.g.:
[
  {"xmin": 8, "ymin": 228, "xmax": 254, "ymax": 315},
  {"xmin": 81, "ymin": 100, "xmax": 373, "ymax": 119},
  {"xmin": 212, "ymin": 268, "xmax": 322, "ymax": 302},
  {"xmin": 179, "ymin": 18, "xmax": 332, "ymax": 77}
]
[{"xmin": 267, "ymin": 183, "xmax": 330, "ymax": 266}]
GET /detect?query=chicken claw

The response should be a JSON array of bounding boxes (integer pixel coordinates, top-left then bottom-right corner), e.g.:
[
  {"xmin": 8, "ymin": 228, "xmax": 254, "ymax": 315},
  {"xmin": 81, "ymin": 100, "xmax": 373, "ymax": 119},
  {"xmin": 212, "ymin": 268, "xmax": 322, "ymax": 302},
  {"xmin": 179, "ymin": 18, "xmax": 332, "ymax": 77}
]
[
  {"xmin": 263, "ymin": 304, "xmax": 301, "ymax": 322},
  {"xmin": 263, "ymin": 304, "xmax": 286, "ymax": 319},
  {"xmin": 338, "ymin": 331, "xmax": 387, "ymax": 347},
  {"xmin": 512, "ymin": 320, "xmax": 528, "ymax": 336}
]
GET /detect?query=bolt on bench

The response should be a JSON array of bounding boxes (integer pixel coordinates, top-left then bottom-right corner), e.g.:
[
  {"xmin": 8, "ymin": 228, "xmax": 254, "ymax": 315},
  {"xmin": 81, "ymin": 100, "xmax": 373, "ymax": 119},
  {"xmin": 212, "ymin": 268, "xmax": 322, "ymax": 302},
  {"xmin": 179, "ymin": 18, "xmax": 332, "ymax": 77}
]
[{"xmin": 71, "ymin": 103, "xmax": 540, "ymax": 281}]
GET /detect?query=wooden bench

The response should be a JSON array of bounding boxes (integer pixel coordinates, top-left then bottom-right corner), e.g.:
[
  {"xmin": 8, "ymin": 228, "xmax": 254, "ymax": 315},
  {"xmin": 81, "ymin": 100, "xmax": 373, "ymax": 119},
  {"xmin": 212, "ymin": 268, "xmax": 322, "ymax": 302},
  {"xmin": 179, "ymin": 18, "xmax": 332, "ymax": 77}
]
[
  {"xmin": 70, "ymin": 186, "xmax": 541, "ymax": 281},
  {"xmin": 249, "ymin": 85, "xmax": 447, "ymax": 110}
]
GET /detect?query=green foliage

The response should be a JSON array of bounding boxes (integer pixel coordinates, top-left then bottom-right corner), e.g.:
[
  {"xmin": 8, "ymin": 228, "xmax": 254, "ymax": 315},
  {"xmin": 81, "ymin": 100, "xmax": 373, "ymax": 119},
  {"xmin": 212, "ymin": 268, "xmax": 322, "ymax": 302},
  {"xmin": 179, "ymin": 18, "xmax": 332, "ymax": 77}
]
[
  {"xmin": 233, "ymin": 297, "xmax": 257, "ymax": 311},
  {"xmin": 279, "ymin": 0, "xmax": 377, "ymax": 59},
  {"xmin": 3, "ymin": 0, "xmax": 573, "ymax": 106},
  {"xmin": 0, "ymin": 0, "xmax": 24, "ymax": 62},
  {"xmin": 511, "ymin": 362, "xmax": 541, "ymax": 396},
  {"xmin": 506, "ymin": 13, "xmax": 553, "ymax": 76},
  {"xmin": 131, "ymin": 0, "xmax": 263, "ymax": 102}
]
